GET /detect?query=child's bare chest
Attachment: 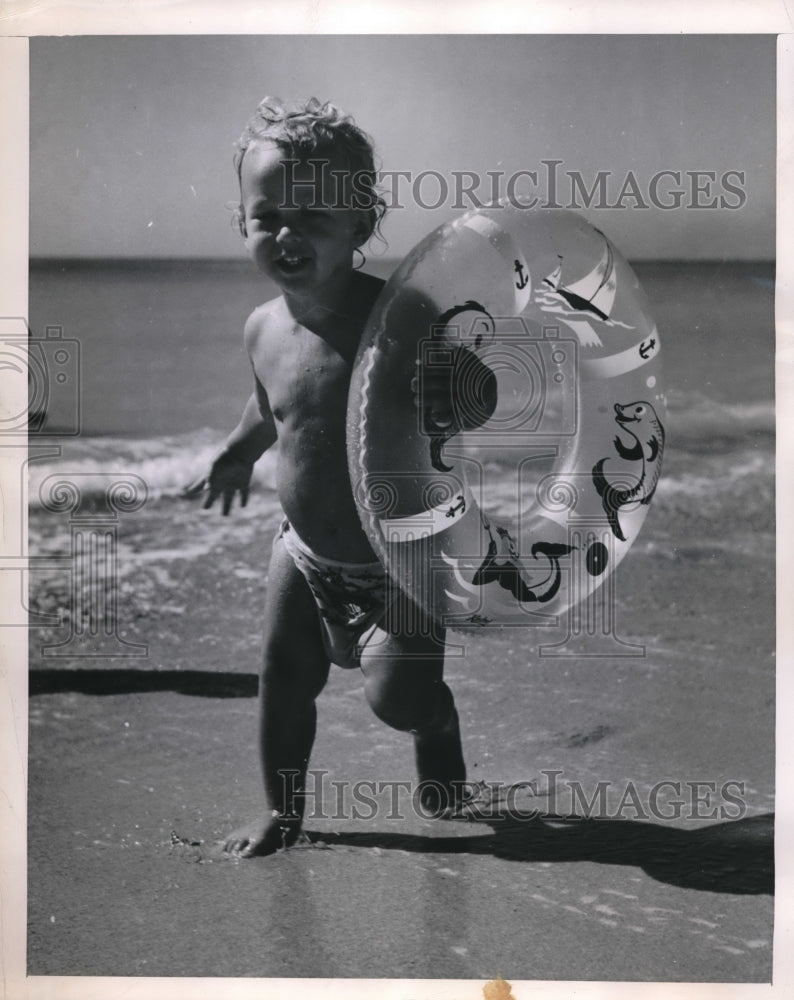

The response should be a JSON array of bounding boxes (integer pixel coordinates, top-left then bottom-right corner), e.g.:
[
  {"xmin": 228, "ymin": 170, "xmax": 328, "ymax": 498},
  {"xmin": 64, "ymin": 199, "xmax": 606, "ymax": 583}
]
[{"xmin": 255, "ymin": 327, "xmax": 354, "ymax": 427}]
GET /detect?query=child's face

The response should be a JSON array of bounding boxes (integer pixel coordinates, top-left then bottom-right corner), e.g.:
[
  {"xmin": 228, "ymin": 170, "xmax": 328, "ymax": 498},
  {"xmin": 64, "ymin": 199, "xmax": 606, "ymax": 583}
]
[{"xmin": 240, "ymin": 141, "xmax": 370, "ymax": 294}]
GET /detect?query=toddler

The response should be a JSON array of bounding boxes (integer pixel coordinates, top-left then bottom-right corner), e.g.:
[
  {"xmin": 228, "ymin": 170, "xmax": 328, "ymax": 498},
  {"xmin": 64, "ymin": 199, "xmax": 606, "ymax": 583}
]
[{"xmin": 186, "ymin": 97, "xmax": 466, "ymax": 856}]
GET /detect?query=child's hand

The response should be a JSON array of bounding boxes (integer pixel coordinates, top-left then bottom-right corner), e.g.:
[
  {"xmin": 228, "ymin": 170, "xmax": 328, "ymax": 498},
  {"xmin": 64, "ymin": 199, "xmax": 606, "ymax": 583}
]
[
  {"xmin": 411, "ymin": 356, "xmax": 456, "ymax": 432},
  {"xmin": 412, "ymin": 347, "xmax": 497, "ymax": 434},
  {"xmin": 182, "ymin": 451, "xmax": 254, "ymax": 515}
]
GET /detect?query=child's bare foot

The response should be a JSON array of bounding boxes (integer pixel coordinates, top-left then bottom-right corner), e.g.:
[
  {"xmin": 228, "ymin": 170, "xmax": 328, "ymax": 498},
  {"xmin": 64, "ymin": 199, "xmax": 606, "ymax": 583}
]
[
  {"xmin": 414, "ymin": 706, "xmax": 467, "ymax": 817},
  {"xmin": 223, "ymin": 812, "xmax": 301, "ymax": 858}
]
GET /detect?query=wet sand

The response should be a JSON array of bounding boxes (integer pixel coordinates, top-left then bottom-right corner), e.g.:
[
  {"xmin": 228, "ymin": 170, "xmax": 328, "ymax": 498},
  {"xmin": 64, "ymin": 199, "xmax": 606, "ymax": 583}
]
[{"xmin": 27, "ymin": 490, "xmax": 774, "ymax": 981}]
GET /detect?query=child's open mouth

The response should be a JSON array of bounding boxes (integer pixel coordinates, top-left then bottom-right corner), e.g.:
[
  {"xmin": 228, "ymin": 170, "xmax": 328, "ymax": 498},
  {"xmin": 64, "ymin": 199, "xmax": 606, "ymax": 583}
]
[{"xmin": 276, "ymin": 255, "xmax": 312, "ymax": 275}]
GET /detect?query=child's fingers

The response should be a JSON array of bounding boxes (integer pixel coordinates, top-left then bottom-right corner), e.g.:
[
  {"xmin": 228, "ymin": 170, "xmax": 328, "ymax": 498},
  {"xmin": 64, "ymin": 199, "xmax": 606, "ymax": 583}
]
[
  {"xmin": 193, "ymin": 471, "xmax": 250, "ymax": 515},
  {"xmin": 429, "ymin": 409, "xmax": 455, "ymax": 430},
  {"xmin": 181, "ymin": 475, "xmax": 207, "ymax": 499}
]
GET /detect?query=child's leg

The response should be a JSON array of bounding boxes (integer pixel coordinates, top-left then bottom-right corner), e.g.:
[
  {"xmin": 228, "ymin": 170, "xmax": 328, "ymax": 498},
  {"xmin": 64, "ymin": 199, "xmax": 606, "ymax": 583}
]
[
  {"xmin": 224, "ymin": 535, "xmax": 330, "ymax": 857},
  {"xmin": 359, "ymin": 601, "xmax": 466, "ymax": 813}
]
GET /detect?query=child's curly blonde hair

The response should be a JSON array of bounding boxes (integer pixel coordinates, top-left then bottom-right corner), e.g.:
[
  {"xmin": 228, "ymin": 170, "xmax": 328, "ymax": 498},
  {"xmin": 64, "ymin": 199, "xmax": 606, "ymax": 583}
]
[{"xmin": 232, "ymin": 96, "xmax": 387, "ymax": 243}]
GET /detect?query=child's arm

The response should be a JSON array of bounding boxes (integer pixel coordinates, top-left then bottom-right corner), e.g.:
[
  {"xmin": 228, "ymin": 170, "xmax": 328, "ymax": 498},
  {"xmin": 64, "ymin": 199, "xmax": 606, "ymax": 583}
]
[{"xmin": 183, "ymin": 380, "xmax": 277, "ymax": 515}]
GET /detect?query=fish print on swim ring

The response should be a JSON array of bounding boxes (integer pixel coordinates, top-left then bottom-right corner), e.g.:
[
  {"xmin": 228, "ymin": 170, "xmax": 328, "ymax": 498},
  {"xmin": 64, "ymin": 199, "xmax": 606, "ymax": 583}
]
[{"xmin": 592, "ymin": 401, "xmax": 666, "ymax": 542}]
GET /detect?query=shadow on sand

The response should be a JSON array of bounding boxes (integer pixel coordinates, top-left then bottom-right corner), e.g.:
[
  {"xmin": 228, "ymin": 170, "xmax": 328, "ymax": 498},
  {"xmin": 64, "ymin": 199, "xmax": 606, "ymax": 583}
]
[
  {"xmin": 31, "ymin": 670, "xmax": 772, "ymax": 897},
  {"xmin": 30, "ymin": 668, "xmax": 259, "ymax": 698},
  {"xmin": 313, "ymin": 811, "xmax": 773, "ymax": 896}
]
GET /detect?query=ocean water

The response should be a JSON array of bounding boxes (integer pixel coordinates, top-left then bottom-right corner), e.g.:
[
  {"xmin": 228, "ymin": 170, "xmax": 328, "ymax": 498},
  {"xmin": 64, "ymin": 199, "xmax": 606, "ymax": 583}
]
[{"xmin": 27, "ymin": 258, "xmax": 775, "ymax": 563}]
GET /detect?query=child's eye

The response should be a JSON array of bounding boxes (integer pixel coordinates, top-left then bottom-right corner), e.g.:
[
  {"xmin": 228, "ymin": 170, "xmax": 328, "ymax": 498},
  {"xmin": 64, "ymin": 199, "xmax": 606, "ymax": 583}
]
[{"xmin": 251, "ymin": 211, "xmax": 278, "ymax": 228}]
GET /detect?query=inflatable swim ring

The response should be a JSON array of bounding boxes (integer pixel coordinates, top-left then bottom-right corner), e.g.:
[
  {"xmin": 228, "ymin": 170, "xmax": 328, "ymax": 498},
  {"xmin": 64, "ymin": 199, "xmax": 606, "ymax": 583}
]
[{"xmin": 347, "ymin": 207, "xmax": 666, "ymax": 628}]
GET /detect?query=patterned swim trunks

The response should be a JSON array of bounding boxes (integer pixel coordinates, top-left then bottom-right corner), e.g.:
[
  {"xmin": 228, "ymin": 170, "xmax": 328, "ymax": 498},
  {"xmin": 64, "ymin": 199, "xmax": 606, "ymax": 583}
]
[{"xmin": 277, "ymin": 519, "xmax": 389, "ymax": 668}]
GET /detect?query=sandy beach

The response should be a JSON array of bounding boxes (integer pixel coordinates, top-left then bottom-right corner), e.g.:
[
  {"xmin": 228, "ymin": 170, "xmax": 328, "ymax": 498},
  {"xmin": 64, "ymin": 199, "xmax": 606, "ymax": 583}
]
[{"xmin": 27, "ymin": 435, "xmax": 774, "ymax": 980}]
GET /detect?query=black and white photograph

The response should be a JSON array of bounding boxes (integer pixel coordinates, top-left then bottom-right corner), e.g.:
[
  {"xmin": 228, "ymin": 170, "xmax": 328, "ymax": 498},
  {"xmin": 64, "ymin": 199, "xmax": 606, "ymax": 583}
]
[{"xmin": 1, "ymin": 14, "xmax": 788, "ymax": 998}]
